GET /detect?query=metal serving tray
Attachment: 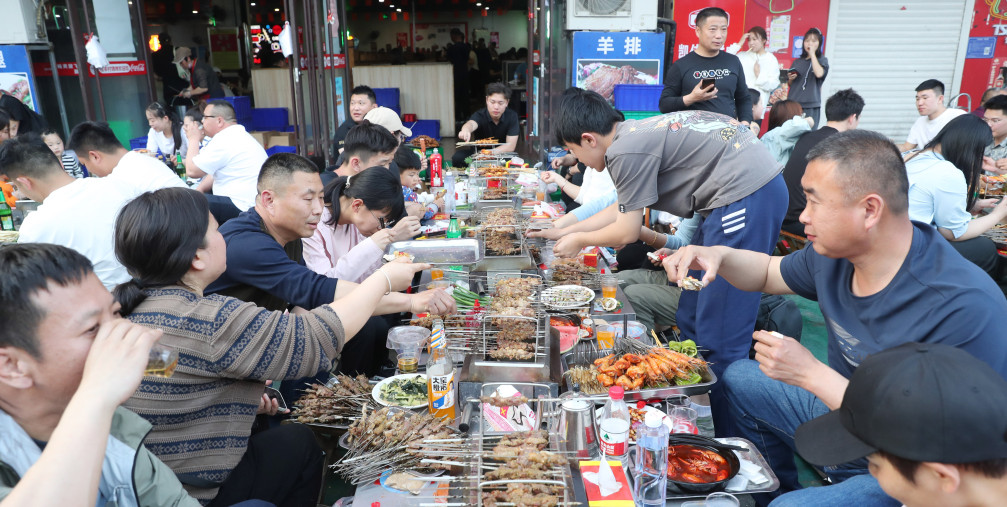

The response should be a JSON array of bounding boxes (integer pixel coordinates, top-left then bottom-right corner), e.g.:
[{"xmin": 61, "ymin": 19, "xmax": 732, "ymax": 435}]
[
  {"xmin": 559, "ymin": 348, "xmax": 717, "ymax": 399},
  {"xmin": 385, "ymin": 238, "xmax": 483, "ymax": 265}
]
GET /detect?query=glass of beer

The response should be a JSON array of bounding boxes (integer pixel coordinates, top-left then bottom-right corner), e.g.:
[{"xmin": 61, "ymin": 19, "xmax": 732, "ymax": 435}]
[
  {"xmin": 146, "ymin": 344, "xmax": 179, "ymax": 378},
  {"xmin": 600, "ymin": 274, "xmax": 618, "ymax": 300}
]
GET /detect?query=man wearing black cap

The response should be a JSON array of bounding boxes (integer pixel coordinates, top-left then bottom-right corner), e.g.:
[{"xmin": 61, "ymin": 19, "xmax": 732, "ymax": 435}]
[
  {"xmin": 795, "ymin": 343, "xmax": 1007, "ymax": 507},
  {"xmin": 664, "ymin": 130, "xmax": 1007, "ymax": 506}
]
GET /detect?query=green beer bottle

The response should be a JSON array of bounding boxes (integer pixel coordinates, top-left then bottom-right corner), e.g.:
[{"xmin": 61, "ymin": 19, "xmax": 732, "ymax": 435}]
[{"xmin": 0, "ymin": 197, "xmax": 14, "ymax": 231}]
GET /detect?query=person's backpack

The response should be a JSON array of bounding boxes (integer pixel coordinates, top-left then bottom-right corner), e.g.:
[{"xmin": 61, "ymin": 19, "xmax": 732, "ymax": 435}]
[{"xmin": 754, "ymin": 293, "xmax": 803, "ymax": 342}]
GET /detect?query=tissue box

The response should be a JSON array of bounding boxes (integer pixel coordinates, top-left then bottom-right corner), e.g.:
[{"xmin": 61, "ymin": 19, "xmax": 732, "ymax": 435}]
[{"xmin": 578, "ymin": 461, "xmax": 634, "ymax": 506}]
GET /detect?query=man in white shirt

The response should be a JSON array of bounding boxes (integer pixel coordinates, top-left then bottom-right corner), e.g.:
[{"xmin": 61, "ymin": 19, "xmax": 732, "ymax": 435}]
[
  {"xmin": 67, "ymin": 122, "xmax": 186, "ymax": 198},
  {"xmin": 0, "ymin": 137, "xmax": 133, "ymax": 289},
  {"xmin": 183, "ymin": 100, "xmax": 267, "ymax": 223},
  {"xmin": 898, "ymin": 79, "xmax": 966, "ymax": 152}
]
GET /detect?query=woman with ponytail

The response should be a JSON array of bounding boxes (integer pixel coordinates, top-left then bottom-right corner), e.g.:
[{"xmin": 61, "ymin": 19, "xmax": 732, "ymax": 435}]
[
  {"xmin": 144, "ymin": 101, "xmax": 188, "ymax": 158},
  {"xmin": 112, "ymin": 187, "xmax": 429, "ymax": 506},
  {"xmin": 303, "ymin": 166, "xmax": 421, "ymax": 281}
]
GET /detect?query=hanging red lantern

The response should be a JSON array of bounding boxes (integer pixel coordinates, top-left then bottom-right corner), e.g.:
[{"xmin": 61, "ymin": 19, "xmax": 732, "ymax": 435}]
[
  {"xmin": 403, "ymin": 12, "xmax": 410, "ymax": 20},
  {"xmin": 391, "ymin": 12, "xmax": 398, "ymax": 20}
]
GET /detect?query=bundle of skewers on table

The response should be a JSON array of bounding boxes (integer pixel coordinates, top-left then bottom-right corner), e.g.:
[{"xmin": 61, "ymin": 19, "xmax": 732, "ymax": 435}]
[{"xmin": 478, "ymin": 207, "xmax": 528, "ymax": 257}]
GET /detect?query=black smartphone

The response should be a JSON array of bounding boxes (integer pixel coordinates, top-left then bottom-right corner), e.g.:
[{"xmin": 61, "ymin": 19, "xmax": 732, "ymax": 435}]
[
  {"xmin": 264, "ymin": 386, "xmax": 288, "ymax": 412},
  {"xmin": 700, "ymin": 78, "xmax": 716, "ymax": 90}
]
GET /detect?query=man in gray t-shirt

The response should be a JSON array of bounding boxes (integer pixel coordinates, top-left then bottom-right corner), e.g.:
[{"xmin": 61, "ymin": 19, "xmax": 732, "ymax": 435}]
[{"xmin": 545, "ymin": 88, "xmax": 788, "ymax": 435}]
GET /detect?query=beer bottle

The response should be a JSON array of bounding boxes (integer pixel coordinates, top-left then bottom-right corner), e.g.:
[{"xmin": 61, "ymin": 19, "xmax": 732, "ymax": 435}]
[
  {"xmin": 0, "ymin": 197, "xmax": 14, "ymax": 231},
  {"xmin": 175, "ymin": 153, "xmax": 186, "ymax": 181}
]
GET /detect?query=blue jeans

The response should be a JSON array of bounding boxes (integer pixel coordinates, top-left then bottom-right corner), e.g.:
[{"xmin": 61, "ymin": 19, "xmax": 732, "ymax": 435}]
[
  {"xmin": 723, "ymin": 360, "xmax": 900, "ymax": 507},
  {"xmin": 677, "ymin": 174, "xmax": 788, "ymax": 436}
]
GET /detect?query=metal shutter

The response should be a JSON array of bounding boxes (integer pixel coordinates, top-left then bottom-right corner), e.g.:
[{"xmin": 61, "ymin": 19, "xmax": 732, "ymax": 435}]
[{"xmin": 820, "ymin": 0, "xmax": 971, "ymax": 141}]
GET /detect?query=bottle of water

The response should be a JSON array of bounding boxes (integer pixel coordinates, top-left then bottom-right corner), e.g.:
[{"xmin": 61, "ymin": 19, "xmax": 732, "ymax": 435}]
[
  {"xmin": 633, "ymin": 410, "xmax": 668, "ymax": 506},
  {"xmin": 444, "ymin": 170, "xmax": 456, "ymax": 214},
  {"xmin": 599, "ymin": 386, "xmax": 631, "ymax": 462}
]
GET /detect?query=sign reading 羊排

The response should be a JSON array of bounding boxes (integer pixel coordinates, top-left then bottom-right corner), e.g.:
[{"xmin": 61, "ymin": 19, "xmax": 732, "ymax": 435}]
[{"xmin": 571, "ymin": 31, "xmax": 665, "ymax": 103}]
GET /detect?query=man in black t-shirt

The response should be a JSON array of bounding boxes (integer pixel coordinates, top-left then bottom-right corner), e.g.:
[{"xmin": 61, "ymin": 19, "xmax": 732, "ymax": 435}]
[
  {"xmin": 174, "ymin": 47, "xmax": 224, "ymax": 102},
  {"xmin": 659, "ymin": 7, "xmax": 755, "ymax": 131},
  {"xmin": 452, "ymin": 82, "xmax": 520, "ymax": 167},
  {"xmin": 330, "ymin": 85, "xmax": 379, "ymax": 160},
  {"xmin": 782, "ymin": 88, "xmax": 864, "ymax": 235}
]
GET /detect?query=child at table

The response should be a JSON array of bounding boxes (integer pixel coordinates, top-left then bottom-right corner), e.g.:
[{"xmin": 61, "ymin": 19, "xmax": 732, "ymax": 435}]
[{"xmin": 397, "ymin": 145, "xmax": 443, "ymax": 219}]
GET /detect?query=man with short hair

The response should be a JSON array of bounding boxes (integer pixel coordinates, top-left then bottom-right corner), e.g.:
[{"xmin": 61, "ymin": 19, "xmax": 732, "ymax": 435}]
[
  {"xmin": 0, "ymin": 242, "xmax": 198, "ymax": 506},
  {"xmin": 795, "ymin": 342, "xmax": 1007, "ymax": 507},
  {"xmin": 981, "ymin": 94, "xmax": 1007, "ymax": 169},
  {"xmin": 898, "ymin": 79, "xmax": 966, "ymax": 152},
  {"xmin": 67, "ymin": 121, "xmax": 186, "ymax": 197},
  {"xmin": 665, "ymin": 130, "xmax": 1007, "ymax": 506},
  {"xmin": 782, "ymin": 88, "xmax": 864, "ymax": 235},
  {"xmin": 207, "ymin": 153, "xmax": 454, "ymax": 376},
  {"xmin": 659, "ymin": 7, "xmax": 755, "ymax": 130},
  {"xmin": 184, "ymin": 99, "xmax": 268, "ymax": 223},
  {"xmin": 549, "ymin": 87, "xmax": 787, "ymax": 435},
  {"xmin": 173, "ymin": 46, "xmax": 225, "ymax": 101},
  {"xmin": 0, "ymin": 137, "xmax": 133, "ymax": 289},
  {"xmin": 325, "ymin": 121, "xmax": 399, "ymax": 186},
  {"xmin": 453, "ymin": 82, "xmax": 520, "ymax": 167},
  {"xmin": 330, "ymin": 85, "xmax": 379, "ymax": 159}
]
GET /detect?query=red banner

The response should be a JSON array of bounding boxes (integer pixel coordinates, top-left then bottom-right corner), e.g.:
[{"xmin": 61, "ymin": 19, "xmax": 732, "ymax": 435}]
[
  {"xmin": 958, "ymin": 0, "xmax": 1007, "ymax": 111},
  {"xmin": 33, "ymin": 60, "xmax": 147, "ymax": 77}
]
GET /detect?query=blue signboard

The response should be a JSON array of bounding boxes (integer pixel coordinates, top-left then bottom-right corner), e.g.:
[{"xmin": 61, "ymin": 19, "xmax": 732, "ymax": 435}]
[
  {"xmin": 572, "ymin": 32, "xmax": 665, "ymax": 103},
  {"xmin": 966, "ymin": 36, "xmax": 997, "ymax": 59},
  {"xmin": 0, "ymin": 45, "xmax": 40, "ymax": 113}
]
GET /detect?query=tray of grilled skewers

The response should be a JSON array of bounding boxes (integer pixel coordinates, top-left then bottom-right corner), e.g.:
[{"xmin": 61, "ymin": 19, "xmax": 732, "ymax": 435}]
[
  {"xmin": 982, "ymin": 224, "xmax": 1007, "ymax": 248},
  {"xmin": 456, "ymin": 137, "xmax": 504, "ymax": 147},
  {"xmin": 561, "ymin": 338, "xmax": 716, "ymax": 399},
  {"xmin": 290, "ymin": 374, "xmax": 376, "ymax": 428},
  {"xmin": 545, "ymin": 257, "xmax": 600, "ymax": 289},
  {"xmin": 331, "ymin": 405, "xmax": 462, "ymax": 484}
]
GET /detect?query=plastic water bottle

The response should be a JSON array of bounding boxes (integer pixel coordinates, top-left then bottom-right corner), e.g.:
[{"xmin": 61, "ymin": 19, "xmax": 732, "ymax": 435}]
[
  {"xmin": 633, "ymin": 410, "xmax": 669, "ymax": 506},
  {"xmin": 599, "ymin": 386, "xmax": 631, "ymax": 462},
  {"xmin": 444, "ymin": 170, "xmax": 456, "ymax": 214}
]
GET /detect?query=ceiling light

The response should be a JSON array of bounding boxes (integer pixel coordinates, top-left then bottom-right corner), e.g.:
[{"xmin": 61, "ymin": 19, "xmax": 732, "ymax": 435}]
[
  {"xmin": 250, "ymin": 1, "xmax": 256, "ymax": 4},
  {"xmin": 274, "ymin": 8, "xmax": 280, "ymax": 11},
  {"xmin": 396, "ymin": 8, "xmax": 402, "ymax": 12},
  {"xmin": 192, "ymin": 10, "xmax": 198, "ymax": 13},
  {"xmin": 476, "ymin": 2, "xmax": 481, "ymax": 5}
]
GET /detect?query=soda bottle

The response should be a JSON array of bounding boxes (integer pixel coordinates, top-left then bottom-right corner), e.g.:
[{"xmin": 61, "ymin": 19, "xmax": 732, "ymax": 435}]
[
  {"xmin": 429, "ymin": 318, "xmax": 446, "ymax": 351},
  {"xmin": 446, "ymin": 216, "xmax": 462, "ymax": 239},
  {"xmin": 426, "ymin": 326, "xmax": 456, "ymax": 420},
  {"xmin": 599, "ymin": 386, "xmax": 631, "ymax": 462},
  {"xmin": 0, "ymin": 196, "xmax": 13, "ymax": 231},
  {"xmin": 429, "ymin": 148, "xmax": 443, "ymax": 187},
  {"xmin": 175, "ymin": 153, "xmax": 186, "ymax": 181},
  {"xmin": 633, "ymin": 410, "xmax": 669, "ymax": 506}
]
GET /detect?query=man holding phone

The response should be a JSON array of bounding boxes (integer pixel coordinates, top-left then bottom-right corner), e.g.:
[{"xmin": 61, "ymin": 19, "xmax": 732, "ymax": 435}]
[{"xmin": 659, "ymin": 7, "xmax": 756, "ymax": 132}]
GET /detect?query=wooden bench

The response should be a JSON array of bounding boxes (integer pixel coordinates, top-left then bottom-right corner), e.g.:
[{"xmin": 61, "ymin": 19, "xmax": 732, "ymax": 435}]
[{"xmin": 776, "ymin": 230, "xmax": 808, "ymax": 256}]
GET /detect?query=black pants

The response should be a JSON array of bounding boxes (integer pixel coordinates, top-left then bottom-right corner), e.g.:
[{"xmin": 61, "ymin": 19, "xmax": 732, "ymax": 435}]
[
  {"xmin": 948, "ymin": 235, "xmax": 999, "ymax": 278},
  {"xmin": 208, "ymin": 425, "xmax": 323, "ymax": 507},
  {"xmin": 207, "ymin": 194, "xmax": 244, "ymax": 225},
  {"xmin": 452, "ymin": 147, "xmax": 474, "ymax": 168}
]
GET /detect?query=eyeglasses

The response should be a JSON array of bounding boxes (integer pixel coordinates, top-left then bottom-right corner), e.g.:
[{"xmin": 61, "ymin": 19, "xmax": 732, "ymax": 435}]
[{"xmin": 368, "ymin": 208, "xmax": 389, "ymax": 229}]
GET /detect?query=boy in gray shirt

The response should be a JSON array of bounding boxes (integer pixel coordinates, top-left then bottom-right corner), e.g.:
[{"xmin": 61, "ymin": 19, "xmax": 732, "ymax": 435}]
[{"xmin": 549, "ymin": 87, "xmax": 787, "ymax": 435}]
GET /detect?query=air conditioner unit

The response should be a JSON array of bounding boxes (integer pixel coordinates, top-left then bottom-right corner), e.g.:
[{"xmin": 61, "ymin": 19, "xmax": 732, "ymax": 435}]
[
  {"xmin": 567, "ymin": 0, "xmax": 658, "ymax": 32},
  {"xmin": 0, "ymin": 0, "xmax": 48, "ymax": 45}
]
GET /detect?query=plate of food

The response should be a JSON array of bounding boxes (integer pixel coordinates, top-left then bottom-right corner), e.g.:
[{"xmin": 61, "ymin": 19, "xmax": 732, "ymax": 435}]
[
  {"xmin": 372, "ymin": 374, "xmax": 429, "ymax": 409},
  {"xmin": 541, "ymin": 284, "xmax": 595, "ymax": 309}
]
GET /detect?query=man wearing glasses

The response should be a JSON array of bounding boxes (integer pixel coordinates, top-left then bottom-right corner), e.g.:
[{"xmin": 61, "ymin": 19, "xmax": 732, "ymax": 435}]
[
  {"xmin": 184, "ymin": 100, "xmax": 267, "ymax": 223},
  {"xmin": 982, "ymin": 94, "xmax": 1007, "ymax": 173}
]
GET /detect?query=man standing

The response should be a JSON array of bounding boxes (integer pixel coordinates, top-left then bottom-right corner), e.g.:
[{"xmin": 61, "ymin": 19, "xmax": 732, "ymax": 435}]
[
  {"xmin": 795, "ymin": 343, "xmax": 1007, "ymax": 507},
  {"xmin": 659, "ymin": 7, "xmax": 755, "ymax": 130},
  {"xmin": 898, "ymin": 79, "xmax": 966, "ymax": 152},
  {"xmin": 67, "ymin": 121, "xmax": 186, "ymax": 197},
  {"xmin": 782, "ymin": 88, "xmax": 864, "ymax": 236},
  {"xmin": 173, "ymin": 47, "xmax": 225, "ymax": 102},
  {"xmin": 330, "ymin": 85, "xmax": 379, "ymax": 159},
  {"xmin": 184, "ymin": 100, "xmax": 268, "ymax": 223},
  {"xmin": 453, "ymin": 82, "xmax": 520, "ymax": 167},
  {"xmin": 665, "ymin": 130, "xmax": 1007, "ymax": 506},
  {"xmin": 0, "ymin": 137, "xmax": 134, "ymax": 289},
  {"xmin": 447, "ymin": 29, "xmax": 471, "ymax": 121},
  {"xmin": 550, "ymin": 88, "xmax": 787, "ymax": 434},
  {"xmin": 0, "ymin": 243, "xmax": 199, "ymax": 506},
  {"xmin": 206, "ymin": 153, "xmax": 454, "ymax": 376},
  {"xmin": 151, "ymin": 32, "xmax": 188, "ymax": 106}
]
